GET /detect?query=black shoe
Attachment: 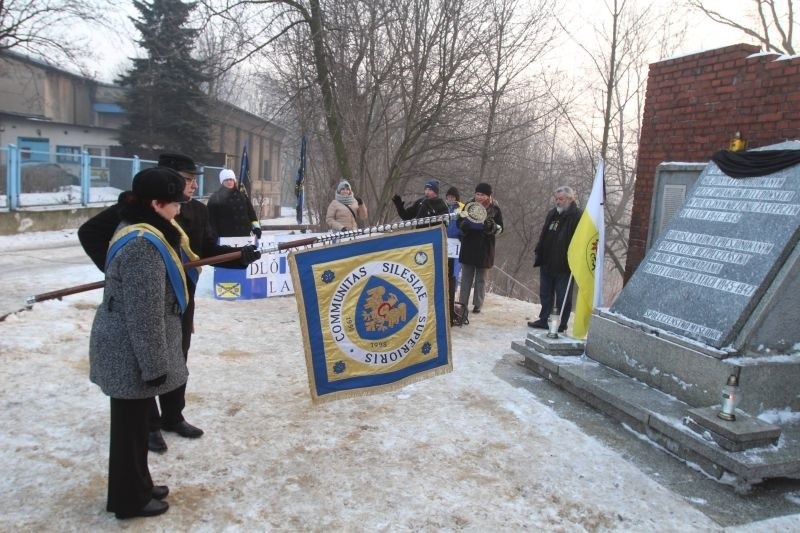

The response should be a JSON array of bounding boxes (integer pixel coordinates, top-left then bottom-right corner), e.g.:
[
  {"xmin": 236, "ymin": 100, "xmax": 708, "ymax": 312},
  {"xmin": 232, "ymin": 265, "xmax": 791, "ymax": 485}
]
[
  {"xmin": 558, "ymin": 325, "xmax": 567, "ymax": 333},
  {"xmin": 163, "ymin": 420, "xmax": 204, "ymax": 439},
  {"xmin": 472, "ymin": 306, "xmax": 480, "ymax": 314},
  {"xmin": 527, "ymin": 319, "xmax": 547, "ymax": 329},
  {"xmin": 152, "ymin": 485, "xmax": 169, "ymax": 500},
  {"xmin": 115, "ymin": 498, "xmax": 169, "ymax": 519},
  {"xmin": 148, "ymin": 431, "xmax": 167, "ymax": 453}
]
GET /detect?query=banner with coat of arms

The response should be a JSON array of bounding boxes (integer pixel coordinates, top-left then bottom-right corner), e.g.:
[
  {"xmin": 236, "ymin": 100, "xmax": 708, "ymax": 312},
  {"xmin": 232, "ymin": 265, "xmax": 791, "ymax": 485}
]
[{"xmin": 289, "ymin": 226, "xmax": 452, "ymax": 403}]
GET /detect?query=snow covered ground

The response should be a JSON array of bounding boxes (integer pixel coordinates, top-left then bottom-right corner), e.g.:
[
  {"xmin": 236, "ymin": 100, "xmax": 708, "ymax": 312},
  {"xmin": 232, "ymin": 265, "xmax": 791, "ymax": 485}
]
[{"xmin": 1, "ymin": 228, "xmax": 800, "ymax": 530}]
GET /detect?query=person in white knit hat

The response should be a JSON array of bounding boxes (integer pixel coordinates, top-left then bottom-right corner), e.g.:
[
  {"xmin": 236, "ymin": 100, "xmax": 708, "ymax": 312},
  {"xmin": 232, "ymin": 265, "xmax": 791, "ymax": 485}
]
[
  {"xmin": 207, "ymin": 168, "xmax": 262, "ymax": 239},
  {"xmin": 325, "ymin": 179, "xmax": 368, "ymax": 231}
]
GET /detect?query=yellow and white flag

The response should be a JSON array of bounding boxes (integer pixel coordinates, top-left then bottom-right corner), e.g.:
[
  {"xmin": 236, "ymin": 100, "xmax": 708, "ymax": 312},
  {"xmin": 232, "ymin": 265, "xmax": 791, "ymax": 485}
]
[{"xmin": 567, "ymin": 159, "xmax": 605, "ymax": 339}]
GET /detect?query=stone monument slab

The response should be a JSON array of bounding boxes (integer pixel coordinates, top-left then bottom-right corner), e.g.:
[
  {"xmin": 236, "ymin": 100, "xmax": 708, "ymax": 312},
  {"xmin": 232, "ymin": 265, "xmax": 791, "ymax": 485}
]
[
  {"xmin": 612, "ymin": 147, "xmax": 800, "ymax": 351},
  {"xmin": 685, "ymin": 406, "xmax": 781, "ymax": 452}
]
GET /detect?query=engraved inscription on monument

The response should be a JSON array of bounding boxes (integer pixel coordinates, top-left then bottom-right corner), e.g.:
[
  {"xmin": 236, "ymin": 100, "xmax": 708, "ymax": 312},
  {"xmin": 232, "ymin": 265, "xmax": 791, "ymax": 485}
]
[{"xmin": 611, "ymin": 160, "xmax": 800, "ymax": 349}]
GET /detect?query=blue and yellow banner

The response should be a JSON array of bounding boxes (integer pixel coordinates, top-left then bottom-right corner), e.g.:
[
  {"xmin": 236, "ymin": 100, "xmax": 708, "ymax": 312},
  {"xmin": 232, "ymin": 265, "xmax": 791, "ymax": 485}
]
[{"xmin": 289, "ymin": 226, "xmax": 452, "ymax": 403}]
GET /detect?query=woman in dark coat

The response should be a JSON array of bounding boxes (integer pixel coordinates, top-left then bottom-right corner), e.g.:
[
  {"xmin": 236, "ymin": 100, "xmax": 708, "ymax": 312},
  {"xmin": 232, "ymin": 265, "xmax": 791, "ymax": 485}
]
[
  {"xmin": 89, "ymin": 167, "xmax": 190, "ymax": 519},
  {"xmin": 78, "ymin": 156, "xmax": 261, "ymax": 454},
  {"xmin": 207, "ymin": 168, "xmax": 261, "ymax": 238},
  {"xmin": 457, "ymin": 182, "xmax": 503, "ymax": 314}
]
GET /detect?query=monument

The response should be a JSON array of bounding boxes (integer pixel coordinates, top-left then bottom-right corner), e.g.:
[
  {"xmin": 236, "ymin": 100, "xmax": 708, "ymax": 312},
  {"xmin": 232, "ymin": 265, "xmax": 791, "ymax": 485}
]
[
  {"xmin": 612, "ymin": 149, "xmax": 800, "ymax": 354},
  {"xmin": 595, "ymin": 142, "xmax": 800, "ymax": 412},
  {"xmin": 513, "ymin": 141, "xmax": 800, "ymax": 490}
]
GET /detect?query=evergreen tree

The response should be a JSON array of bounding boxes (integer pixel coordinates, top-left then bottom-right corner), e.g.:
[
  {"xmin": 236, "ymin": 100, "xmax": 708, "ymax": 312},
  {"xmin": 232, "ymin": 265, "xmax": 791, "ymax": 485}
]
[{"xmin": 117, "ymin": 0, "xmax": 211, "ymax": 160}]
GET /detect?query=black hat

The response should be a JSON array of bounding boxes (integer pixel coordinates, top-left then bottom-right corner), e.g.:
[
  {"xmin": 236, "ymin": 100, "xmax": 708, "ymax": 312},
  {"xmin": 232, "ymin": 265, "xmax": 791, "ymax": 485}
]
[
  {"xmin": 158, "ymin": 153, "xmax": 199, "ymax": 174},
  {"xmin": 475, "ymin": 182, "xmax": 492, "ymax": 196},
  {"xmin": 445, "ymin": 186, "xmax": 460, "ymax": 200},
  {"xmin": 132, "ymin": 167, "xmax": 190, "ymax": 203}
]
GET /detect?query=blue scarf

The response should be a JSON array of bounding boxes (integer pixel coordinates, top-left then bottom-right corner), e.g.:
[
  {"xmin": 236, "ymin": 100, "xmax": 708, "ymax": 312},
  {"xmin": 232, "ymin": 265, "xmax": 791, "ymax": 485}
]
[{"xmin": 106, "ymin": 223, "xmax": 190, "ymax": 314}]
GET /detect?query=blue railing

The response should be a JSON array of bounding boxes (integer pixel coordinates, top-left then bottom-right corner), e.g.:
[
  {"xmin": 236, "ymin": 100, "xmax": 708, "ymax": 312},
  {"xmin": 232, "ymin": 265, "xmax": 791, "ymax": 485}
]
[{"xmin": 0, "ymin": 144, "xmax": 223, "ymax": 210}]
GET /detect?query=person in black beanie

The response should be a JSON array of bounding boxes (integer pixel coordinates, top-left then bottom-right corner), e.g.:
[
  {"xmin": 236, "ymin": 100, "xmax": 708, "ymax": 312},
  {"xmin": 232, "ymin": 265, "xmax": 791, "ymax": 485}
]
[
  {"xmin": 392, "ymin": 179, "xmax": 449, "ymax": 225},
  {"xmin": 78, "ymin": 153, "xmax": 261, "ymax": 453},
  {"xmin": 456, "ymin": 182, "xmax": 503, "ymax": 314}
]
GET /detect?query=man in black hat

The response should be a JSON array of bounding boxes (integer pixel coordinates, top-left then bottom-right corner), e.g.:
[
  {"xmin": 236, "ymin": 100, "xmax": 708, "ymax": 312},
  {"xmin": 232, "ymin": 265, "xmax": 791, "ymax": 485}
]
[{"xmin": 78, "ymin": 152, "xmax": 261, "ymax": 452}]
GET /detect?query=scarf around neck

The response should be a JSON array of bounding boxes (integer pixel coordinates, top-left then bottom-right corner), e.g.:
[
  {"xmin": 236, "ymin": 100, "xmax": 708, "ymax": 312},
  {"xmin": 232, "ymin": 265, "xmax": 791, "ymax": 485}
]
[{"xmin": 107, "ymin": 223, "xmax": 190, "ymax": 314}]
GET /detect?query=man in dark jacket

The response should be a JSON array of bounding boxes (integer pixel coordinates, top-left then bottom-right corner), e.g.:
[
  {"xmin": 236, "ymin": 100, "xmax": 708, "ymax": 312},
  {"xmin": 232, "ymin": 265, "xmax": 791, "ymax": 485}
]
[
  {"xmin": 78, "ymin": 153, "xmax": 261, "ymax": 452},
  {"xmin": 392, "ymin": 179, "xmax": 449, "ymax": 224},
  {"xmin": 457, "ymin": 182, "xmax": 503, "ymax": 314},
  {"xmin": 528, "ymin": 185, "xmax": 582, "ymax": 332}
]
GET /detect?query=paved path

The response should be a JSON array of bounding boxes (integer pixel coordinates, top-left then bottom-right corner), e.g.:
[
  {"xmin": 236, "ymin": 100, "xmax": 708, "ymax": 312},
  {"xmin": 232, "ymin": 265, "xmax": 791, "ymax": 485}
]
[{"xmin": 0, "ymin": 240, "xmax": 99, "ymax": 320}]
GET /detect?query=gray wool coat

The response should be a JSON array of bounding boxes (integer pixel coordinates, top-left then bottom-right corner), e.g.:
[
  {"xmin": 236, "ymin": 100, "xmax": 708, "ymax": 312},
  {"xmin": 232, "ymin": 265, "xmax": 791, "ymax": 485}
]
[{"xmin": 89, "ymin": 235, "xmax": 189, "ymax": 399}]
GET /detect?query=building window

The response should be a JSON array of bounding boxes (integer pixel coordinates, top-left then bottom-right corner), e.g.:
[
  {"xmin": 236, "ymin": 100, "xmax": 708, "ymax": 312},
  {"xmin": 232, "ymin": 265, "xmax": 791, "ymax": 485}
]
[
  {"xmin": 56, "ymin": 145, "xmax": 82, "ymax": 163},
  {"xmin": 85, "ymin": 146, "xmax": 109, "ymax": 169},
  {"xmin": 262, "ymin": 159, "xmax": 271, "ymax": 181}
]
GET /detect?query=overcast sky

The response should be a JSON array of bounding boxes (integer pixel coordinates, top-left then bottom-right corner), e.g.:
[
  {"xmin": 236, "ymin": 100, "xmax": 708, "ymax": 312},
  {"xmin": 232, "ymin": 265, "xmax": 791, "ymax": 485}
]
[{"xmin": 82, "ymin": 0, "xmax": 755, "ymax": 84}]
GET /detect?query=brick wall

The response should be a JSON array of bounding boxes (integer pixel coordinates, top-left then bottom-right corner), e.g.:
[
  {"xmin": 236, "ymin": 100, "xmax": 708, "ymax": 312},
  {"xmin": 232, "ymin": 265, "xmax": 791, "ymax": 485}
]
[{"xmin": 625, "ymin": 43, "xmax": 800, "ymax": 281}]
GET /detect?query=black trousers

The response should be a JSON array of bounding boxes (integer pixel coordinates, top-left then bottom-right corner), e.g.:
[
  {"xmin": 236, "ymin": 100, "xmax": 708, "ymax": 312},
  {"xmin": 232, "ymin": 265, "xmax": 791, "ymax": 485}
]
[
  {"xmin": 149, "ymin": 294, "xmax": 194, "ymax": 430},
  {"xmin": 447, "ymin": 258, "xmax": 456, "ymax": 320},
  {"xmin": 538, "ymin": 270, "xmax": 573, "ymax": 329},
  {"xmin": 107, "ymin": 397, "xmax": 153, "ymax": 515}
]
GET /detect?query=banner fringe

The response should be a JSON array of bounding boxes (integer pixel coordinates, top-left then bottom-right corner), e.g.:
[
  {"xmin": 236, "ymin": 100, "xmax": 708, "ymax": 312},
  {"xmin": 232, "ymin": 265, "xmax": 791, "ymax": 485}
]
[{"xmin": 310, "ymin": 363, "xmax": 454, "ymax": 404}]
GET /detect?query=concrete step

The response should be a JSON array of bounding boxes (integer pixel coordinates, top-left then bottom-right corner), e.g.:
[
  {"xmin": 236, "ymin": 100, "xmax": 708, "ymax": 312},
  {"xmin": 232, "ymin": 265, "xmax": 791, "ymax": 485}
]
[{"xmin": 512, "ymin": 334, "xmax": 800, "ymax": 492}]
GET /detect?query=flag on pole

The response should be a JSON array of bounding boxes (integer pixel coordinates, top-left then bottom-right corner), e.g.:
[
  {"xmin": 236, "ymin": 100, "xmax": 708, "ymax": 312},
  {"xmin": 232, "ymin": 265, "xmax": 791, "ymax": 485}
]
[
  {"xmin": 288, "ymin": 226, "xmax": 452, "ymax": 403},
  {"xmin": 295, "ymin": 135, "xmax": 307, "ymax": 225},
  {"xmin": 567, "ymin": 158, "xmax": 605, "ymax": 339},
  {"xmin": 239, "ymin": 142, "xmax": 252, "ymax": 198}
]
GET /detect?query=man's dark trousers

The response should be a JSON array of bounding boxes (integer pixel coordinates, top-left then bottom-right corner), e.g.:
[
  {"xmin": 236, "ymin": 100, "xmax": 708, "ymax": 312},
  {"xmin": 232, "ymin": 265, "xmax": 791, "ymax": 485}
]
[
  {"xmin": 149, "ymin": 287, "xmax": 195, "ymax": 429},
  {"xmin": 538, "ymin": 270, "xmax": 573, "ymax": 330}
]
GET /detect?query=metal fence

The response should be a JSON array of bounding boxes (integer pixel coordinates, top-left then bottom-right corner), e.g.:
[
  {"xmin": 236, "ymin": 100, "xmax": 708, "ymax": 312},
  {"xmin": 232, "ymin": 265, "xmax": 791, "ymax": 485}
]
[{"xmin": 0, "ymin": 144, "xmax": 224, "ymax": 210}]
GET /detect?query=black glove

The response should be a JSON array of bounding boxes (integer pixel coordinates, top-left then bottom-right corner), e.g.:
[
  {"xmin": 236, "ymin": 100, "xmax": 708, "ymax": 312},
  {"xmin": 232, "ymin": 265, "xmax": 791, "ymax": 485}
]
[
  {"xmin": 356, "ymin": 197, "xmax": 363, "ymax": 206},
  {"xmin": 239, "ymin": 244, "xmax": 261, "ymax": 266},
  {"xmin": 251, "ymin": 225, "xmax": 262, "ymax": 239},
  {"xmin": 146, "ymin": 374, "xmax": 167, "ymax": 387},
  {"xmin": 392, "ymin": 194, "xmax": 403, "ymax": 208},
  {"xmin": 483, "ymin": 218, "xmax": 495, "ymax": 232}
]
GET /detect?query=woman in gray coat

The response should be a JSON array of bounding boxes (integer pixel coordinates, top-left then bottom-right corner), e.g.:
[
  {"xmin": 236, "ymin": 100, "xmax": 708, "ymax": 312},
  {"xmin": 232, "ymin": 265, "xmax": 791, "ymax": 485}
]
[{"xmin": 89, "ymin": 167, "xmax": 190, "ymax": 519}]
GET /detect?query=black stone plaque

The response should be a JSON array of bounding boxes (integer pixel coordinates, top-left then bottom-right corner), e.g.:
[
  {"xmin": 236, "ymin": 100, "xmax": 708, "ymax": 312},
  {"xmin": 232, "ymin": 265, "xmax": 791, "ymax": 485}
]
[{"xmin": 611, "ymin": 155, "xmax": 800, "ymax": 349}]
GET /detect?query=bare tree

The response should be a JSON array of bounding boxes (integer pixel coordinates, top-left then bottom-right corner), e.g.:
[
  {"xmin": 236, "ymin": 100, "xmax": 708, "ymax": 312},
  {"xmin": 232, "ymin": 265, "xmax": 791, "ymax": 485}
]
[
  {"xmin": 473, "ymin": 0, "xmax": 556, "ymax": 182},
  {"xmin": 0, "ymin": 0, "xmax": 114, "ymax": 72},
  {"xmin": 558, "ymin": 0, "xmax": 687, "ymax": 302},
  {"xmin": 687, "ymin": 0, "xmax": 796, "ymax": 54},
  {"xmin": 200, "ymin": 1, "xmax": 575, "ymax": 303},
  {"xmin": 224, "ymin": 0, "xmax": 500, "ymax": 222}
]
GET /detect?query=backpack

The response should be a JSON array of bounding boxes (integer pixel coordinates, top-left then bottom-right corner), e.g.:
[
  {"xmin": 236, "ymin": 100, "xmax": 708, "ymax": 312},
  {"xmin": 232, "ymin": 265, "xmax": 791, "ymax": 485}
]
[{"xmin": 452, "ymin": 302, "xmax": 469, "ymax": 326}]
